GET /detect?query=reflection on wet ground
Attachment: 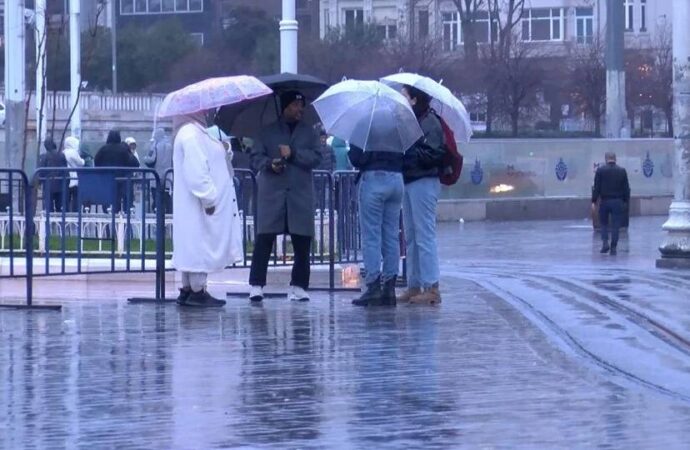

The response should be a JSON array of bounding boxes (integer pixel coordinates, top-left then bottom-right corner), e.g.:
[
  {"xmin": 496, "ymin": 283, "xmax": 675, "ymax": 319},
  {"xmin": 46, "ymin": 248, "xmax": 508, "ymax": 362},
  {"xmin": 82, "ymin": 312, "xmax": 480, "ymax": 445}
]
[{"xmin": 2, "ymin": 217, "xmax": 690, "ymax": 448}]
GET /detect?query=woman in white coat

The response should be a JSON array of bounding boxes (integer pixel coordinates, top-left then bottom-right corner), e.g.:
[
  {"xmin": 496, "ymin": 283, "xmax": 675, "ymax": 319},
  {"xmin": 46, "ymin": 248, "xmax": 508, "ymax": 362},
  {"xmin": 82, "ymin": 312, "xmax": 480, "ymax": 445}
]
[
  {"xmin": 63, "ymin": 136, "xmax": 85, "ymax": 212},
  {"xmin": 172, "ymin": 112, "xmax": 244, "ymax": 307}
]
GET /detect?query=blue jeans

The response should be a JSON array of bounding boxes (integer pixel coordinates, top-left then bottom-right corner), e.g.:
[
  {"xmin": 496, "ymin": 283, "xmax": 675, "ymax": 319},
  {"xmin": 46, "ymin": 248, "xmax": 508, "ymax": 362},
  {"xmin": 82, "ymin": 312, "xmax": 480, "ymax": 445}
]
[
  {"xmin": 599, "ymin": 198, "xmax": 625, "ymax": 246},
  {"xmin": 403, "ymin": 177, "xmax": 441, "ymax": 289},
  {"xmin": 359, "ymin": 171, "xmax": 404, "ymax": 285}
]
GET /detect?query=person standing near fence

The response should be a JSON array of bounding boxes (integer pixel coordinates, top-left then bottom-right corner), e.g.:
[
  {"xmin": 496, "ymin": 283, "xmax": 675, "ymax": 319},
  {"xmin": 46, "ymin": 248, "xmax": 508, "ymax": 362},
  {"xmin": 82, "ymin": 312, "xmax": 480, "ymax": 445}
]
[
  {"xmin": 38, "ymin": 136, "xmax": 67, "ymax": 213},
  {"xmin": 95, "ymin": 130, "xmax": 140, "ymax": 213},
  {"xmin": 63, "ymin": 136, "xmax": 85, "ymax": 212},
  {"xmin": 398, "ymin": 85, "xmax": 446, "ymax": 305},
  {"xmin": 248, "ymin": 91, "xmax": 322, "ymax": 302},
  {"xmin": 172, "ymin": 111, "xmax": 243, "ymax": 307},
  {"xmin": 592, "ymin": 152, "xmax": 630, "ymax": 256},
  {"xmin": 143, "ymin": 128, "xmax": 174, "ymax": 214}
]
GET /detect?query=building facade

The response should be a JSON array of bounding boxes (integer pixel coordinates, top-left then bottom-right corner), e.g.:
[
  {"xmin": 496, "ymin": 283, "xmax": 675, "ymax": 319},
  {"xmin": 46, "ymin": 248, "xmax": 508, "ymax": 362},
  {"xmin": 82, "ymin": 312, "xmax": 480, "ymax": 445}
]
[{"xmin": 320, "ymin": 1, "xmax": 672, "ymax": 52}]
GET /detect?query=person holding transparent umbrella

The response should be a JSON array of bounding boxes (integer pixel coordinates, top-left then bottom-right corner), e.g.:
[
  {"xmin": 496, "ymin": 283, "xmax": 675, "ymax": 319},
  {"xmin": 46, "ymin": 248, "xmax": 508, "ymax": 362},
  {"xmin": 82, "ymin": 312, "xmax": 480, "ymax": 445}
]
[
  {"xmin": 313, "ymin": 80, "xmax": 423, "ymax": 307},
  {"xmin": 382, "ymin": 73, "xmax": 473, "ymax": 305}
]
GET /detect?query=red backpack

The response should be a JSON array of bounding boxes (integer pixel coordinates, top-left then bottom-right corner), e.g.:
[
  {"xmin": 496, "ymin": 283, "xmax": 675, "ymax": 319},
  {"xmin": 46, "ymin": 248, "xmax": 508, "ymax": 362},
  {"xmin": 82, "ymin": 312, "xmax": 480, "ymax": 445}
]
[{"xmin": 434, "ymin": 112, "xmax": 464, "ymax": 186}]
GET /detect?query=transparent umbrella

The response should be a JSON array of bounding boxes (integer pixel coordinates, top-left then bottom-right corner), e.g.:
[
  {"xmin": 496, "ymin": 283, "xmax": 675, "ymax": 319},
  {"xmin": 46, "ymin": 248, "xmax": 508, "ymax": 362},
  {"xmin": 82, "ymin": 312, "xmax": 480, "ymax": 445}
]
[
  {"xmin": 381, "ymin": 72, "xmax": 473, "ymax": 143},
  {"xmin": 157, "ymin": 75, "xmax": 272, "ymax": 118},
  {"xmin": 312, "ymin": 80, "xmax": 422, "ymax": 153}
]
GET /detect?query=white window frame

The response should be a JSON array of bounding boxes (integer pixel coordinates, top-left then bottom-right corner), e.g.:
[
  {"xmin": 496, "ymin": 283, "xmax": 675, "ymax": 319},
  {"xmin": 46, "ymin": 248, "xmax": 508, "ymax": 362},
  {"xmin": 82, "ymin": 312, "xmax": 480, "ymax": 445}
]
[
  {"xmin": 575, "ymin": 7, "xmax": 594, "ymax": 44},
  {"xmin": 442, "ymin": 12, "xmax": 459, "ymax": 51},
  {"xmin": 121, "ymin": 0, "xmax": 204, "ymax": 16},
  {"xmin": 624, "ymin": 0, "xmax": 634, "ymax": 31},
  {"xmin": 343, "ymin": 8, "xmax": 364, "ymax": 31},
  {"xmin": 639, "ymin": 0, "xmax": 647, "ymax": 32},
  {"xmin": 521, "ymin": 8, "xmax": 564, "ymax": 42},
  {"xmin": 190, "ymin": 32, "xmax": 204, "ymax": 46}
]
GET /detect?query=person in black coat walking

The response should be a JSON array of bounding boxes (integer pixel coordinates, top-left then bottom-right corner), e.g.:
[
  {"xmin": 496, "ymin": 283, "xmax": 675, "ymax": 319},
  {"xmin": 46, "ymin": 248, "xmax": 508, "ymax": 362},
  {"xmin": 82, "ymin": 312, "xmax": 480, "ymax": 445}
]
[
  {"xmin": 95, "ymin": 130, "xmax": 140, "ymax": 213},
  {"xmin": 592, "ymin": 152, "xmax": 631, "ymax": 255}
]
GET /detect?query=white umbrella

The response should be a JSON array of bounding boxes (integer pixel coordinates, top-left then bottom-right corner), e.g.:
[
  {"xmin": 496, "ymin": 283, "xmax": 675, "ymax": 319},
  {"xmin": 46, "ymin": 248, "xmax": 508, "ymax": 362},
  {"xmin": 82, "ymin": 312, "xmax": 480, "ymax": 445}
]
[
  {"xmin": 157, "ymin": 75, "xmax": 272, "ymax": 118},
  {"xmin": 312, "ymin": 80, "xmax": 423, "ymax": 153},
  {"xmin": 381, "ymin": 72, "xmax": 473, "ymax": 143}
]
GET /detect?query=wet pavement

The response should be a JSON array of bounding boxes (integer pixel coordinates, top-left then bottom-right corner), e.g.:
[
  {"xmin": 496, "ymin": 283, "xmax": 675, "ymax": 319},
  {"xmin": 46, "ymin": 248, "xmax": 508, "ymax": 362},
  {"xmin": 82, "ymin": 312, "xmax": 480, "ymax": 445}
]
[{"xmin": 2, "ymin": 217, "xmax": 690, "ymax": 448}]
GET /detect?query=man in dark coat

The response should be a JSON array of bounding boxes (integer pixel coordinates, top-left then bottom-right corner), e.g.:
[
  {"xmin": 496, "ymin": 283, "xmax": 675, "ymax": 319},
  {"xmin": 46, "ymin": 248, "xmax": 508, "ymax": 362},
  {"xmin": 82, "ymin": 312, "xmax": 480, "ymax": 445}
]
[
  {"xmin": 248, "ymin": 91, "xmax": 322, "ymax": 302},
  {"xmin": 94, "ymin": 130, "xmax": 140, "ymax": 213},
  {"xmin": 592, "ymin": 152, "xmax": 631, "ymax": 255},
  {"xmin": 38, "ymin": 136, "xmax": 68, "ymax": 212}
]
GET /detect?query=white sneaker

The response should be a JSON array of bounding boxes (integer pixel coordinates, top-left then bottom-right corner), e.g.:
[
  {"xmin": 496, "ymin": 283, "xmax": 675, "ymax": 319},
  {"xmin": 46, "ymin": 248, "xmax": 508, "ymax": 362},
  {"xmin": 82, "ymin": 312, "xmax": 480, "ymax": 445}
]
[
  {"xmin": 289, "ymin": 286, "xmax": 310, "ymax": 302},
  {"xmin": 249, "ymin": 285, "xmax": 264, "ymax": 302}
]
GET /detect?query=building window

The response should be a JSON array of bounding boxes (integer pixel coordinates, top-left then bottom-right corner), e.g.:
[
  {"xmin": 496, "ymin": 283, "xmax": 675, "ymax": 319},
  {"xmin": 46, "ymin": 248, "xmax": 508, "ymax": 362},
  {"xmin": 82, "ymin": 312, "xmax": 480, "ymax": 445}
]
[
  {"xmin": 442, "ymin": 12, "xmax": 459, "ymax": 51},
  {"xmin": 470, "ymin": 11, "xmax": 497, "ymax": 43},
  {"xmin": 640, "ymin": 0, "xmax": 647, "ymax": 31},
  {"xmin": 521, "ymin": 8, "xmax": 564, "ymax": 42},
  {"xmin": 298, "ymin": 14, "xmax": 312, "ymax": 34},
  {"xmin": 121, "ymin": 0, "xmax": 204, "ymax": 15},
  {"xmin": 190, "ymin": 32, "xmax": 204, "ymax": 47},
  {"xmin": 376, "ymin": 24, "xmax": 397, "ymax": 40},
  {"xmin": 344, "ymin": 9, "xmax": 364, "ymax": 33},
  {"xmin": 324, "ymin": 9, "xmax": 330, "ymax": 30},
  {"xmin": 576, "ymin": 7, "xmax": 594, "ymax": 44},
  {"xmin": 625, "ymin": 0, "xmax": 634, "ymax": 31},
  {"xmin": 418, "ymin": 10, "xmax": 429, "ymax": 38}
]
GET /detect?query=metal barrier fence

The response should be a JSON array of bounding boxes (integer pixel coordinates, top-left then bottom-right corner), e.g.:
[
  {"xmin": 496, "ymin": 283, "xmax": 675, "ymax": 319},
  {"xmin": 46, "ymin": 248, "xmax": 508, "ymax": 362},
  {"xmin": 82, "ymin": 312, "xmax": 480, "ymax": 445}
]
[{"xmin": 1, "ymin": 167, "xmax": 365, "ymax": 307}]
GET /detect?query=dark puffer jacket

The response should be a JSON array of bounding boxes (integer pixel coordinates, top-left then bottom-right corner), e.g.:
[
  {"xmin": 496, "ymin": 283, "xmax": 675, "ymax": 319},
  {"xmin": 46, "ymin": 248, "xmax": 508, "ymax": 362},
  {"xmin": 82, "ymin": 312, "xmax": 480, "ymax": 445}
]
[{"xmin": 402, "ymin": 111, "xmax": 445, "ymax": 184}]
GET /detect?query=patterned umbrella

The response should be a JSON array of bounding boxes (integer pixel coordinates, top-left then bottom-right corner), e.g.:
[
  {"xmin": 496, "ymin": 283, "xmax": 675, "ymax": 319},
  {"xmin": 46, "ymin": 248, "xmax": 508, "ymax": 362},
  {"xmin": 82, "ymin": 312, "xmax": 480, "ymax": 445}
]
[{"xmin": 157, "ymin": 76, "xmax": 272, "ymax": 118}]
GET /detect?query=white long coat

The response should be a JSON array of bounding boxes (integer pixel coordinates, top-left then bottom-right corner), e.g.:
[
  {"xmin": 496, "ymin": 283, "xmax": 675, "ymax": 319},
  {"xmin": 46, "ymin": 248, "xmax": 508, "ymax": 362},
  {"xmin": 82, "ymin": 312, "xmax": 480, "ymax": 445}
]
[{"xmin": 171, "ymin": 122, "xmax": 244, "ymax": 272}]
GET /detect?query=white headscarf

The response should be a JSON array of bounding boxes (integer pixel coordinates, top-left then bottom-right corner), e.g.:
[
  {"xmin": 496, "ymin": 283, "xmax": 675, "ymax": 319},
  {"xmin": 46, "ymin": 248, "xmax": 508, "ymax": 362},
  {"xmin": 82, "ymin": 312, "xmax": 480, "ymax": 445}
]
[{"xmin": 172, "ymin": 111, "xmax": 207, "ymax": 140}]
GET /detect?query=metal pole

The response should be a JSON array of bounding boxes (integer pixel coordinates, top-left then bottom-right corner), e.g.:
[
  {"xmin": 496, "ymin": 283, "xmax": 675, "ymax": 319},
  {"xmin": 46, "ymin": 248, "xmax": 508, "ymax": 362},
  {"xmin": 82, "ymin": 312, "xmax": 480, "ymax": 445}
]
[
  {"xmin": 280, "ymin": 0, "xmax": 298, "ymax": 73},
  {"xmin": 111, "ymin": 0, "xmax": 118, "ymax": 93},
  {"xmin": 657, "ymin": 0, "xmax": 690, "ymax": 268},
  {"xmin": 35, "ymin": 0, "xmax": 48, "ymax": 148},
  {"xmin": 69, "ymin": 0, "xmax": 82, "ymax": 139},
  {"xmin": 605, "ymin": 0, "xmax": 627, "ymax": 138},
  {"xmin": 3, "ymin": 0, "xmax": 27, "ymax": 170}
]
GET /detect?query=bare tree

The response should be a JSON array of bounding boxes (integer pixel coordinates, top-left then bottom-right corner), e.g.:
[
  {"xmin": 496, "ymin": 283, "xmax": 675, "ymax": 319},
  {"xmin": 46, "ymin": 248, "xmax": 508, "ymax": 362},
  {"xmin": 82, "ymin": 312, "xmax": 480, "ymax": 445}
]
[
  {"xmin": 650, "ymin": 24, "xmax": 673, "ymax": 136},
  {"xmin": 568, "ymin": 34, "xmax": 606, "ymax": 136},
  {"xmin": 451, "ymin": 0, "xmax": 486, "ymax": 63},
  {"xmin": 494, "ymin": 35, "xmax": 543, "ymax": 136},
  {"xmin": 481, "ymin": 0, "xmax": 526, "ymax": 134}
]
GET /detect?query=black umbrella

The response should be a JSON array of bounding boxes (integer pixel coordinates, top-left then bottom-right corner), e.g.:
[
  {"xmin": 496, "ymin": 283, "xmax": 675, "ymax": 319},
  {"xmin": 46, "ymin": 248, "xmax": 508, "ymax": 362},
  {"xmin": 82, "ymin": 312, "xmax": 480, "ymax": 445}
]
[{"xmin": 215, "ymin": 72, "xmax": 329, "ymax": 138}]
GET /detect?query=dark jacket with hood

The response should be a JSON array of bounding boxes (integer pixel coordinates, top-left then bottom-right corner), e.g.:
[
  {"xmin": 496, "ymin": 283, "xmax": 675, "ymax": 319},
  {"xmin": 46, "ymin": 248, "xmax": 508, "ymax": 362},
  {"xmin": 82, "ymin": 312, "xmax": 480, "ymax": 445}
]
[
  {"xmin": 95, "ymin": 131, "xmax": 140, "ymax": 168},
  {"xmin": 38, "ymin": 138, "xmax": 68, "ymax": 193},
  {"xmin": 402, "ymin": 109, "xmax": 446, "ymax": 184}
]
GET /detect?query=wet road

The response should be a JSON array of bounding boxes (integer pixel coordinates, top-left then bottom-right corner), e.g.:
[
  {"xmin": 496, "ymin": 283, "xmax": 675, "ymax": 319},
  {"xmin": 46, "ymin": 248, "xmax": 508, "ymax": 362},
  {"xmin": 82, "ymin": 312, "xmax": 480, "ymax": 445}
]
[{"xmin": 2, "ymin": 217, "xmax": 690, "ymax": 448}]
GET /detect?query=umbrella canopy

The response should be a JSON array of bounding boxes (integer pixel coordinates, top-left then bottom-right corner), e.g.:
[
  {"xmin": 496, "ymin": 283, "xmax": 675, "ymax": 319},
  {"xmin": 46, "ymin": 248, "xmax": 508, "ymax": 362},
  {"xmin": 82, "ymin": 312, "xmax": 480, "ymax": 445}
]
[
  {"xmin": 312, "ymin": 80, "xmax": 423, "ymax": 153},
  {"xmin": 381, "ymin": 72, "xmax": 473, "ymax": 143},
  {"xmin": 215, "ymin": 72, "xmax": 329, "ymax": 138},
  {"xmin": 157, "ymin": 75, "xmax": 272, "ymax": 118}
]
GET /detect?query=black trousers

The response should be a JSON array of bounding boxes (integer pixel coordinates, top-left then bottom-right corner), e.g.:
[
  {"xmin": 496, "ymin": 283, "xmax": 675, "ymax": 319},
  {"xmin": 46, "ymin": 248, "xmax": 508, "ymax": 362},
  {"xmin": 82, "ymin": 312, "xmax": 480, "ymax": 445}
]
[
  {"xmin": 249, "ymin": 233, "xmax": 312, "ymax": 289},
  {"xmin": 599, "ymin": 199, "xmax": 625, "ymax": 247}
]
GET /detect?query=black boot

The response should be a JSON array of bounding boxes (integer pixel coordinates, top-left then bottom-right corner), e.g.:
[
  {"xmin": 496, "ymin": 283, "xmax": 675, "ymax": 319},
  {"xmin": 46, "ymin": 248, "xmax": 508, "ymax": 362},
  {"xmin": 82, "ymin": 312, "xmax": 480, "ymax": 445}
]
[
  {"xmin": 352, "ymin": 277, "xmax": 383, "ymax": 307},
  {"xmin": 600, "ymin": 242, "xmax": 610, "ymax": 254},
  {"xmin": 610, "ymin": 243, "xmax": 618, "ymax": 255},
  {"xmin": 184, "ymin": 289, "xmax": 226, "ymax": 307},
  {"xmin": 176, "ymin": 287, "xmax": 192, "ymax": 305},
  {"xmin": 380, "ymin": 276, "xmax": 397, "ymax": 306}
]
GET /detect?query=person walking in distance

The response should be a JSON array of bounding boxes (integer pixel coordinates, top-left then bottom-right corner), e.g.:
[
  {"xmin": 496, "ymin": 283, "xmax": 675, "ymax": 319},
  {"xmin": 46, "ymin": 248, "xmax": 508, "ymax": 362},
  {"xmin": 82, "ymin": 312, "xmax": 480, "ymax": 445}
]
[
  {"xmin": 592, "ymin": 152, "xmax": 630, "ymax": 256},
  {"xmin": 248, "ymin": 91, "xmax": 322, "ymax": 302}
]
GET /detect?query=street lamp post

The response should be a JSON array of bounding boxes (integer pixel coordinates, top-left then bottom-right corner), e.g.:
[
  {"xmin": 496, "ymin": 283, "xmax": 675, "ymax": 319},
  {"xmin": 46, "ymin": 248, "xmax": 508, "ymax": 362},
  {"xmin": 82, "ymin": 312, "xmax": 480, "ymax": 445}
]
[
  {"xmin": 280, "ymin": 0, "xmax": 298, "ymax": 73},
  {"xmin": 69, "ymin": 0, "xmax": 81, "ymax": 139},
  {"xmin": 657, "ymin": 0, "xmax": 690, "ymax": 268},
  {"xmin": 3, "ymin": 0, "xmax": 27, "ymax": 170}
]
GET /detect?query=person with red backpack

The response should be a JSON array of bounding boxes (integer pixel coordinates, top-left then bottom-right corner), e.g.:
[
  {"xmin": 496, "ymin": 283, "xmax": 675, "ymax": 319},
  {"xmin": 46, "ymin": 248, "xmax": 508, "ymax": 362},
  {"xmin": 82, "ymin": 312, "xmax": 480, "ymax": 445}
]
[{"xmin": 399, "ymin": 85, "xmax": 446, "ymax": 305}]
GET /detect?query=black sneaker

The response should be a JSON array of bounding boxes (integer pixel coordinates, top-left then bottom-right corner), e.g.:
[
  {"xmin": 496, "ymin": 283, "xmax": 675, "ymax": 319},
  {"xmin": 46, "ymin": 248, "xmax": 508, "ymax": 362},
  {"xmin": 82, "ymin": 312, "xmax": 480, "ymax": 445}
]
[
  {"xmin": 177, "ymin": 287, "xmax": 192, "ymax": 305},
  {"xmin": 184, "ymin": 289, "xmax": 226, "ymax": 308}
]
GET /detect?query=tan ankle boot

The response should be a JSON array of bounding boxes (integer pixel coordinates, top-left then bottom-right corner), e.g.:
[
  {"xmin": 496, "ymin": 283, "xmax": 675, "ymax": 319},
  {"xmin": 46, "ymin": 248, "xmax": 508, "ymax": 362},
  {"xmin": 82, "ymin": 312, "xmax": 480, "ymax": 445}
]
[
  {"xmin": 397, "ymin": 287, "xmax": 422, "ymax": 303},
  {"xmin": 409, "ymin": 284, "xmax": 441, "ymax": 305}
]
